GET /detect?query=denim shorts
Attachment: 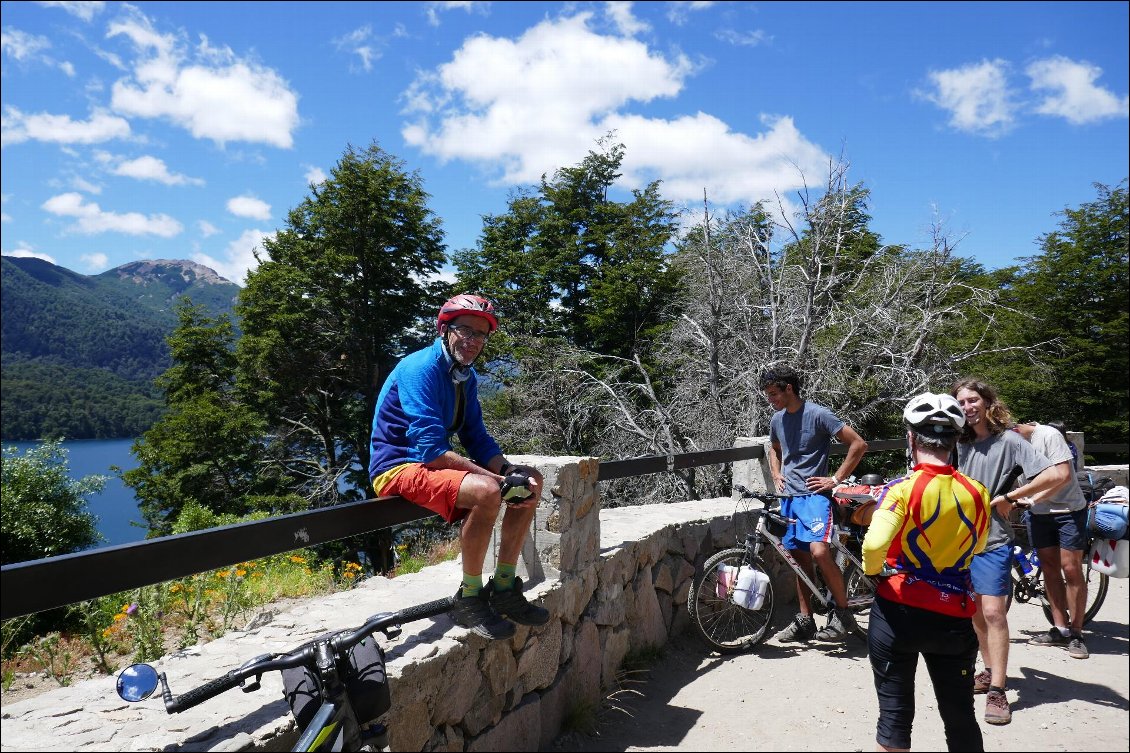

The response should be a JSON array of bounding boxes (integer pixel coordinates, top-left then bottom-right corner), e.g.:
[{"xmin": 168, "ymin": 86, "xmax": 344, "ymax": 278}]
[
  {"xmin": 969, "ymin": 545, "xmax": 1012, "ymax": 597},
  {"xmin": 1026, "ymin": 509, "xmax": 1089, "ymax": 551}
]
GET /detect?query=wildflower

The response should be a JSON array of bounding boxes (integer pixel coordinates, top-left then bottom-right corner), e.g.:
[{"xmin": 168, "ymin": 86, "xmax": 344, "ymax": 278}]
[
  {"xmin": 113, "ymin": 613, "xmax": 126, "ymax": 622},
  {"xmin": 236, "ymin": 569, "xmax": 247, "ymax": 577},
  {"xmin": 126, "ymin": 603, "xmax": 139, "ymax": 615},
  {"xmin": 216, "ymin": 570, "xmax": 230, "ymax": 579},
  {"xmin": 290, "ymin": 555, "xmax": 307, "ymax": 564},
  {"xmin": 344, "ymin": 571, "xmax": 356, "ymax": 579},
  {"xmin": 169, "ymin": 583, "xmax": 182, "ymax": 594}
]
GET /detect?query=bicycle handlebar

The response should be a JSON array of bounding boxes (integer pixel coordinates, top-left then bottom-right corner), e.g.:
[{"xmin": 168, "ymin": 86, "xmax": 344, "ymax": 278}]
[
  {"xmin": 159, "ymin": 596, "xmax": 455, "ymax": 714},
  {"xmin": 732, "ymin": 485, "xmax": 795, "ymax": 525}
]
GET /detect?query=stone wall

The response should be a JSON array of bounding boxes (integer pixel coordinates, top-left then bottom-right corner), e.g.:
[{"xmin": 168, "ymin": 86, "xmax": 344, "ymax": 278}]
[{"xmin": 0, "ymin": 457, "xmax": 752, "ymax": 753}]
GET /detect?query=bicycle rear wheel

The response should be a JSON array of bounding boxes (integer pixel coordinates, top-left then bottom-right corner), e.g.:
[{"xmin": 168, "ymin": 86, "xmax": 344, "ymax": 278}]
[
  {"xmin": 688, "ymin": 549, "xmax": 775, "ymax": 654},
  {"xmin": 842, "ymin": 561, "xmax": 875, "ymax": 639},
  {"xmin": 1040, "ymin": 565, "xmax": 1110, "ymax": 627}
]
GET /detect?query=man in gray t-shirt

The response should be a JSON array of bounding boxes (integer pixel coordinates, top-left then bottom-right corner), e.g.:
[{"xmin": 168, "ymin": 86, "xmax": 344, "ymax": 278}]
[
  {"xmin": 761, "ymin": 365, "xmax": 868, "ymax": 644},
  {"xmin": 1013, "ymin": 422, "xmax": 1091, "ymax": 657}
]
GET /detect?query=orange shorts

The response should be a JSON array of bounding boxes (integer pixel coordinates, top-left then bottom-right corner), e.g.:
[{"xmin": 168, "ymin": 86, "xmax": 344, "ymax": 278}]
[{"xmin": 375, "ymin": 464, "xmax": 470, "ymax": 523}]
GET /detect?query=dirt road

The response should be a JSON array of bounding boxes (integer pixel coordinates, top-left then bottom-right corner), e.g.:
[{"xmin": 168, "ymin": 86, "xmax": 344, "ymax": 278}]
[{"xmin": 552, "ymin": 575, "xmax": 1129, "ymax": 752}]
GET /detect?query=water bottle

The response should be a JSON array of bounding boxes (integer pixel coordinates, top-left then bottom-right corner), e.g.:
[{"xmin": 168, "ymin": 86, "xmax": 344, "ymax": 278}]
[{"xmin": 1012, "ymin": 545, "xmax": 1033, "ymax": 574}]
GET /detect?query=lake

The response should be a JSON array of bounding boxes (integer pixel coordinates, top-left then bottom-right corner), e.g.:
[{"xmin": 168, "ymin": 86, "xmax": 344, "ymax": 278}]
[{"xmin": 4, "ymin": 438, "xmax": 148, "ymax": 547}]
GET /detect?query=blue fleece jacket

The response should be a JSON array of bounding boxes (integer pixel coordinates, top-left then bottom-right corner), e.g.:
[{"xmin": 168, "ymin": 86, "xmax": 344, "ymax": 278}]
[{"xmin": 368, "ymin": 338, "xmax": 502, "ymax": 480}]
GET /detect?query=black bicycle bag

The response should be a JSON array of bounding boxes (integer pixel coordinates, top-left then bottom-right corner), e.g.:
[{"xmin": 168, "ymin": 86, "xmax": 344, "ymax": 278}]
[{"xmin": 280, "ymin": 632, "xmax": 391, "ymax": 731}]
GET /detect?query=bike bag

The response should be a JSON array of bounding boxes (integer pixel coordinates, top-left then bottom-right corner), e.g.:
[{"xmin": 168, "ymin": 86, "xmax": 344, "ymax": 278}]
[
  {"xmin": 1087, "ymin": 502, "xmax": 1129, "ymax": 541},
  {"xmin": 1088, "ymin": 537, "xmax": 1129, "ymax": 578},
  {"xmin": 281, "ymin": 632, "xmax": 391, "ymax": 731}
]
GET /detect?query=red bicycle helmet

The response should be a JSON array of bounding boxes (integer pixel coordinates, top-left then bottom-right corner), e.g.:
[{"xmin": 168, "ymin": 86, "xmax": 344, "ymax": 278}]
[{"xmin": 437, "ymin": 294, "xmax": 498, "ymax": 334}]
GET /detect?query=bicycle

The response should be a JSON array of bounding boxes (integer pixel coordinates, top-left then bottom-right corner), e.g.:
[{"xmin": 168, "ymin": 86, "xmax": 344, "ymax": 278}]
[
  {"xmin": 1007, "ymin": 523, "xmax": 1109, "ymax": 626},
  {"xmin": 115, "ymin": 596, "xmax": 454, "ymax": 752},
  {"xmin": 687, "ymin": 484, "xmax": 877, "ymax": 654}
]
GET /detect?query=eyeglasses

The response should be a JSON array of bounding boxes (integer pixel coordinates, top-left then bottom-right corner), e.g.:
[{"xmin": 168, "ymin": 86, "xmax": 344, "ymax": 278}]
[{"xmin": 448, "ymin": 324, "xmax": 490, "ymax": 343}]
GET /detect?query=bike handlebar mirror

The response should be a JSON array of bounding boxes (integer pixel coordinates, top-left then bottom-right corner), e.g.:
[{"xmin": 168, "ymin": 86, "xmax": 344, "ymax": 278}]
[{"xmin": 117, "ymin": 663, "xmax": 160, "ymax": 702}]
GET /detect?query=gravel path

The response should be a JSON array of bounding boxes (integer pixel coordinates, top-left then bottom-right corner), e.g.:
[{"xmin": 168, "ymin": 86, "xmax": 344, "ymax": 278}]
[{"xmin": 553, "ymin": 575, "xmax": 1129, "ymax": 752}]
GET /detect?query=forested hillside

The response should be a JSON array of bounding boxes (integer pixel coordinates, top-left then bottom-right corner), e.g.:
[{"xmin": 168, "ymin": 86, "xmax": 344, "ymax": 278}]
[{"xmin": 1, "ymin": 257, "xmax": 239, "ymax": 440}]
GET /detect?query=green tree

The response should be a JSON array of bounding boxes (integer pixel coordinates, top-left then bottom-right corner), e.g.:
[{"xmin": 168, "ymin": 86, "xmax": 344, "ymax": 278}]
[
  {"xmin": 454, "ymin": 137, "xmax": 683, "ymax": 362},
  {"xmin": 1, "ymin": 439, "xmax": 104, "ymax": 564},
  {"xmin": 122, "ymin": 301, "xmax": 296, "ymax": 535},
  {"xmin": 236, "ymin": 141, "xmax": 448, "ymax": 505},
  {"xmin": 1011, "ymin": 180, "xmax": 1129, "ymax": 444}
]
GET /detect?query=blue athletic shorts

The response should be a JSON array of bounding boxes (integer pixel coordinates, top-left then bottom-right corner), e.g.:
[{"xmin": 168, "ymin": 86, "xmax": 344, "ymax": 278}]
[
  {"xmin": 1026, "ymin": 509, "xmax": 1089, "ymax": 552},
  {"xmin": 781, "ymin": 493, "xmax": 834, "ymax": 550},
  {"xmin": 969, "ymin": 545, "xmax": 1011, "ymax": 597}
]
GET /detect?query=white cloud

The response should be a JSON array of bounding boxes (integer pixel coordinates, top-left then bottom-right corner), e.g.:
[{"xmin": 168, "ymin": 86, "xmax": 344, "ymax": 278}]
[
  {"xmin": 402, "ymin": 13, "xmax": 827, "ymax": 207},
  {"xmin": 920, "ymin": 59, "xmax": 1016, "ymax": 137},
  {"xmin": 425, "ymin": 1, "xmax": 488, "ymax": 27},
  {"xmin": 106, "ymin": 7, "xmax": 299, "ymax": 148},
  {"xmin": 41, "ymin": 191, "xmax": 183, "ymax": 236},
  {"xmin": 333, "ymin": 25, "xmax": 378, "ymax": 73},
  {"xmin": 34, "ymin": 2, "xmax": 106, "ymax": 22},
  {"xmin": 1027, "ymin": 56, "xmax": 1129, "ymax": 125},
  {"xmin": 305, "ymin": 165, "xmax": 327, "ymax": 185},
  {"xmin": 3, "ymin": 242, "xmax": 57, "ymax": 264},
  {"xmin": 193, "ymin": 228, "xmax": 273, "ymax": 285},
  {"xmin": 70, "ymin": 175, "xmax": 103, "ymax": 194},
  {"xmin": 605, "ymin": 2, "xmax": 650, "ymax": 36},
  {"xmin": 1, "ymin": 105, "xmax": 131, "ymax": 148},
  {"xmin": 2, "ymin": 27, "xmax": 52, "ymax": 60},
  {"xmin": 197, "ymin": 219, "xmax": 220, "ymax": 237},
  {"xmin": 715, "ymin": 28, "xmax": 770, "ymax": 47},
  {"xmin": 109, "ymin": 154, "xmax": 205, "ymax": 185},
  {"xmin": 226, "ymin": 194, "xmax": 271, "ymax": 220},
  {"xmin": 80, "ymin": 251, "xmax": 109, "ymax": 271},
  {"xmin": 667, "ymin": 1, "xmax": 715, "ymax": 26}
]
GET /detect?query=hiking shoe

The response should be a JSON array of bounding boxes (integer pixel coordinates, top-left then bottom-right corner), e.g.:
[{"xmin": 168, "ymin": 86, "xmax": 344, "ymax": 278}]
[
  {"xmin": 1029, "ymin": 627, "xmax": 1069, "ymax": 647},
  {"xmin": 984, "ymin": 689, "xmax": 1011, "ymax": 725},
  {"xmin": 1067, "ymin": 633, "xmax": 1089, "ymax": 659},
  {"xmin": 815, "ymin": 607, "xmax": 858, "ymax": 642},
  {"xmin": 973, "ymin": 669, "xmax": 991, "ymax": 694},
  {"xmin": 487, "ymin": 576, "xmax": 550, "ymax": 627},
  {"xmin": 449, "ymin": 588, "xmax": 516, "ymax": 640},
  {"xmin": 777, "ymin": 614, "xmax": 817, "ymax": 642}
]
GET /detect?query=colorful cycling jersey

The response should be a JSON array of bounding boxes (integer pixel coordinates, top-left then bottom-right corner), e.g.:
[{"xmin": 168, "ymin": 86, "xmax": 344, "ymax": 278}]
[
  {"xmin": 862, "ymin": 463, "xmax": 991, "ymax": 617},
  {"xmin": 368, "ymin": 338, "xmax": 502, "ymax": 483}
]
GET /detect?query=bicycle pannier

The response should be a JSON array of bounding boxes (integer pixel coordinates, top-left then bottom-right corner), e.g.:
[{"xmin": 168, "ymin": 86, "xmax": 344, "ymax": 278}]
[
  {"xmin": 281, "ymin": 632, "xmax": 391, "ymax": 731},
  {"xmin": 1089, "ymin": 537, "xmax": 1130, "ymax": 579},
  {"xmin": 1078, "ymin": 472, "xmax": 1116, "ymax": 504},
  {"xmin": 1088, "ymin": 502, "xmax": 1129, "ymax": 541}
]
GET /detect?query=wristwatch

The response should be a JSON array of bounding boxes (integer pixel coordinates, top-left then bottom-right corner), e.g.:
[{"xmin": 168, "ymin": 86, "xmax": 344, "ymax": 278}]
[{"xmin": 1003, "ymin": 491, "xmax": 1014, "ymax": 505}]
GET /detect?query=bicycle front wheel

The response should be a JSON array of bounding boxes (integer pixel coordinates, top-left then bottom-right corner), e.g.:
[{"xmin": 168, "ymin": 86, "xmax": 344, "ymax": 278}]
[
  {"xmin": 688, "ymin": 549, "xmax": 775, "ymax": 654},
  {"xmin": 1039, "ymin": 565, "xmax": 1110, "ymax": 627}
]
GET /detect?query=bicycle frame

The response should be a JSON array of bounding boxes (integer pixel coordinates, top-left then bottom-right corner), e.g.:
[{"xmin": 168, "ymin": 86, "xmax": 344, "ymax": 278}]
[{"xmin": 747, "ymin": 512, "xmax": 872, "ymax": 611}]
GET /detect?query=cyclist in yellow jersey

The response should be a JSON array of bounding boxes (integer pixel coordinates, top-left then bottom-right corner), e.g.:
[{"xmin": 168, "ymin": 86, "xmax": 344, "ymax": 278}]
[{"xmin": 863, "ymin": 393, "xmax": 991, "ymax": 752}]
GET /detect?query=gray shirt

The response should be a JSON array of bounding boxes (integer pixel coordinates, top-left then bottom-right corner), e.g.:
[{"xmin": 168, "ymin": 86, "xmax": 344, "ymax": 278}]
[
  {"xmin": 769, "ymin": 401, "xmax": 845, "ymax": 496},
  {"xmin": 1024, "ymin": 424, "xmax": 1087, "ymax": 514},
  {"xmin": 957, "ymin": 430, "xmax": 1054, "ymax": 551}
]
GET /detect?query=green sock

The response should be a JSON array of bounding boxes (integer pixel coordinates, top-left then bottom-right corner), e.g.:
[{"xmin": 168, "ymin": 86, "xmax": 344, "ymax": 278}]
[
  {"xmin": 493, "ymin": 562, "xmax": 517, "ymax": 592},
  {"xmin": 461, "ymin": 574, "xmax": 483, "ymax": 598}
]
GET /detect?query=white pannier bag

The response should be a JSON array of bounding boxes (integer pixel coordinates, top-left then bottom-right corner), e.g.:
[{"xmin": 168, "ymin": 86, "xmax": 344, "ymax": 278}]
[{"xmin": 732, "ymin": 565, "xmax": 771, "ymax": 610}]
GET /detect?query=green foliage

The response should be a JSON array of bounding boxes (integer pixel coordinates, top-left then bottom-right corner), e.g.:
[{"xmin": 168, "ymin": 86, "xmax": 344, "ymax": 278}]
[
  {"xmin": 0, "ymin": 355, "xmax": 165, "ymax": 441},
  {"xmin": 237, "ymin": 140, "xmax": 448, "ymax": 505},
  {"xmin": 455, "ymin": 136, "xmax": 683, "ymax": 363},
  {"xmin": 123, "ymin": 301, "xmax": 294, "ymax": 534},
  {"xmin": 961, "ymin": 180, "xmax": 1128, "ymax": 446},
  {"xmin": 1, "ymin": 439, "xmax": 105, "ymax": 564}
]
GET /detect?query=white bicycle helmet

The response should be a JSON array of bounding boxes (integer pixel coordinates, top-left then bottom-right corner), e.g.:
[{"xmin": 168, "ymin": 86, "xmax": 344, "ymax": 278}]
[{"xmin": 903, "ymin": 392, "xmax": 966, "ymax": 435}]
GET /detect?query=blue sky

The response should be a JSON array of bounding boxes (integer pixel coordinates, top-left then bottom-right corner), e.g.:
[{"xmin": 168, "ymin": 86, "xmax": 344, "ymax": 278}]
[{"xmin": 2, "ymin": 1, "xmax": 1127, "ymax": 285}]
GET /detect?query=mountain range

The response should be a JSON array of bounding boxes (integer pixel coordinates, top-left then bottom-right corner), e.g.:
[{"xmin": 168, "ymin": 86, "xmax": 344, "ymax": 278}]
[{"xmin": 1, "ymin": 257, "xmax": 240, "ymax": 441}]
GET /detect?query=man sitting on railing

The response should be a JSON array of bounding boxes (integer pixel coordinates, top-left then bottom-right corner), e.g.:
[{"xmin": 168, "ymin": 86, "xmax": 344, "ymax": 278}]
[{"xmin": 368, "ymin": 294, "xmax": 549, "ymax": 640}]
